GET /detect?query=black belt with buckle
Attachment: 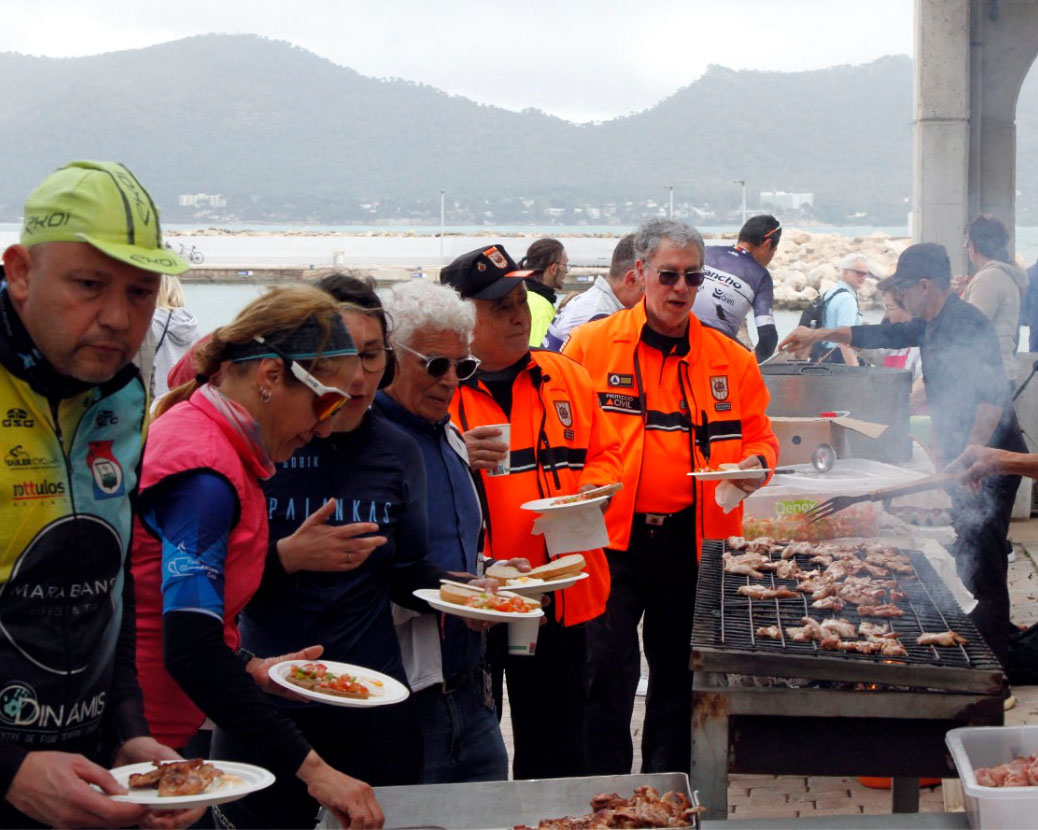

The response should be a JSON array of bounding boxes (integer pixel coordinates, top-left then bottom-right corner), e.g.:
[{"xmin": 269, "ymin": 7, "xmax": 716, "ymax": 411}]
[{"xmin": 440, "ymin": 668, "xmax": 478, "ymax": 694}]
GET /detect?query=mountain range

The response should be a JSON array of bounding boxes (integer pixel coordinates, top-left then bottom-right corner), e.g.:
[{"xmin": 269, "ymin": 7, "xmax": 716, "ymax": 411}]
[{"xmin": 0, "ymin": 34, "xmax": 1035, "ymax": 225}]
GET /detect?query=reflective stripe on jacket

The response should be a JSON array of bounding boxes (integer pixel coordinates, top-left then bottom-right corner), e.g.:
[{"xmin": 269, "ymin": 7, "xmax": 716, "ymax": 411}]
[
  {"xmin": 563, "ymin": 300, "xmax": 779, "ymax": 554},
  {"xmin": 449, "ymin": 350, "xmax": 622, "ymax": 625}
]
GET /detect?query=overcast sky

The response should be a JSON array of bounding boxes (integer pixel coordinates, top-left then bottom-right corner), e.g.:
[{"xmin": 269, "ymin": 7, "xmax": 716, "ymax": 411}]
[{"xmin": 5, "ymin": 1, "xmax": 914, "ymax": 123}]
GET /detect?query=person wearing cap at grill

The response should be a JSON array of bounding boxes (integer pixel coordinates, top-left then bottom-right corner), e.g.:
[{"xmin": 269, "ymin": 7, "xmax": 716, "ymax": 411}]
[
  {"xmin": 130, "ymin": 286, "xmax": 384, "ymax": 829},
  {"xmin": 441, "ymin": 244, "xmax": 623, "ymax": 780},
  {"xmin": 562, "ymin": 217, "xmax": 779, "ymax": 778},
  {"xmin": 781, "ymin": 242, "xmax": 1027, "ymax": 671},
  {"xmin": 0, "ymin": 160, "xmax": 202, "ymax": 829}
]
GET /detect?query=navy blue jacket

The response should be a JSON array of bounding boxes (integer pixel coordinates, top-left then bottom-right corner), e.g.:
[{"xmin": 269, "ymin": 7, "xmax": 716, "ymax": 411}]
[
  {"xmin": 241, "ymin": 412, "xmax": 441, "ymax": 691},
  {"xmin": 375, "ymin": 392, "xmax": 483, "ymax": 677}
]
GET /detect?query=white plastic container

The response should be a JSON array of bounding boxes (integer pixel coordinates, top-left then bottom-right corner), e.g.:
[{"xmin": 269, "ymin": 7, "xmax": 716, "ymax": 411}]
[
  {"xmin": 743, "ymin": 458, "xmax": 928, "ymax": 541},
  {"xmin": 946, "ymin": 725, "xmax": 1038, "ymax": 829}
]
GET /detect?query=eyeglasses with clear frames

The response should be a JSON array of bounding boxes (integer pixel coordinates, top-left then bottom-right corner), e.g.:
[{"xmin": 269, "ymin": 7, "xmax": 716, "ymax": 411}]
[
  {"xmin": 358, "ymin": 345, "xmax": 393, "ymax": 375},
  {"xmin": 396, "ymin": 342, "xmax": 481, "ymax": 381},
  {"xmin": 253, "ymin": 335, "xmax": 353, "ymax": 421}
]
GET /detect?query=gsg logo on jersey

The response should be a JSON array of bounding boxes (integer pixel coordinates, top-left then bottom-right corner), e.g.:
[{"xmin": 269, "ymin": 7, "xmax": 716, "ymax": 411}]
[
  {"xmin": 87, "ymin": 441, "xmax": 124, "ymax": 499},
  {"xmin": 3, "ymin": 408, "xmax": 34, "ymax": 428}
]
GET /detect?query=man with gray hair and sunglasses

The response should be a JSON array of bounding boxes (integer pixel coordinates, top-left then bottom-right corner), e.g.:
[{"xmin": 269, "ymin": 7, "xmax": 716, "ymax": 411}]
[{"xmin": 563, "ymin": 218, "xmax": 778, "ymax": 777}]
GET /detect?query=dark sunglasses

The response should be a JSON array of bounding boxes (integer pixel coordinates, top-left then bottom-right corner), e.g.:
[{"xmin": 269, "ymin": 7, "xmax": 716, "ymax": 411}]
[
  {"xmin": 253, "ymin": 336, "xmax": 352, "ymax": 421},
  {"xmin": 396, "ymin": 342, "xmax": 481, "ymax": 381},
  {"xmin": 645, "ymin": 262, "xmax": 705, "ymax": 287}
]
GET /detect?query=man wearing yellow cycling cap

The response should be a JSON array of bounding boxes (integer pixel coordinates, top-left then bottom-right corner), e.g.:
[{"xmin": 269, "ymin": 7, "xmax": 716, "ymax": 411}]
[{"xmin": 0, "ymin": 161, "xmax": 200, "ymax": 828}]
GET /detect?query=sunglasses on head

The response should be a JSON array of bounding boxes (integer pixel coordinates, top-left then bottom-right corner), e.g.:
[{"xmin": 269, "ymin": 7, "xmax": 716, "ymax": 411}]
[
  {"xmin": 253, "ymin": 335, "xmax": 352, "ymax": 421},
  {"xmin": 645, "ymin": 262, "xmax": 705, "ymax": 287},
  {"xmin": 396, "ymin": 342, "xmax": 481, "ymax": 381}
]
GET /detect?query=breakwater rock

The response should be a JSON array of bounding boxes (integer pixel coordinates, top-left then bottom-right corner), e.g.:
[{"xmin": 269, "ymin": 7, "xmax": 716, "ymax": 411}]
[{"xmin": 705, "ymin": 228, "xmax": 911, "ymax": 310}]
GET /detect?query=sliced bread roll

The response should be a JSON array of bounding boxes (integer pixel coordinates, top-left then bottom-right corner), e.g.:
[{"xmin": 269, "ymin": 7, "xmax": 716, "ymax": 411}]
[
  {"xmin": 527, "ymin": 553, "xmax": 586, "ymax": 582},
  {"xmin": 439, "ymin": 582, "xmax": 483, "ymax": 606},
  {"xmin": 485, "ymin": 562, "xmax": 526, "ymax": 581}
]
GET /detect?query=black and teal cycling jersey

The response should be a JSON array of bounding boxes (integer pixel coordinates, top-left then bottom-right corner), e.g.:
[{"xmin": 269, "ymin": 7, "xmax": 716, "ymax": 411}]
[{"xmin": 693, "ymin": 245, "xmax": 775, "ymax": 336}]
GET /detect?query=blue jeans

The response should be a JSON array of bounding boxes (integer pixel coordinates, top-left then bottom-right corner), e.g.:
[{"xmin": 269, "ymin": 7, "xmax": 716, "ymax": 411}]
[{"xmin": 414, "ymin": 673, "xmax": 508, "ymax": 783}]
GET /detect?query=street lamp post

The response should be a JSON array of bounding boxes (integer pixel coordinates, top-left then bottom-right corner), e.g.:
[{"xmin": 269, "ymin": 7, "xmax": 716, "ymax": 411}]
[
  {"xmin": 439, "ymin": 189, "xmax": 445, "ymax": 260},
  {"xmin": 667, "ymin": 185, "xmax": 674, "ymax": 218},
  {"xmin": 733, "ymin": 179, "xmax": 747, "ymax": 224}
]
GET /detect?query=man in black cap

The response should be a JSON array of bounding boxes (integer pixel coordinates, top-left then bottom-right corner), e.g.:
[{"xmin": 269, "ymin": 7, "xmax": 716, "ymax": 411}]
[
  {"xmin": 440, "ymin": 245, "xmax": 623, "ymax": 780},
  {"xmin": 781, "ymin": 242, "xmax": 1026, "ymax": 672}
]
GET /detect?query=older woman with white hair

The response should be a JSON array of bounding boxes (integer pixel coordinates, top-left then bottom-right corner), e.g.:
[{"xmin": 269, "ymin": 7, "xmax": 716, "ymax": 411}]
[{"xmin": 376, "ymin": 279, "xmax": 511, "ymax": 784}]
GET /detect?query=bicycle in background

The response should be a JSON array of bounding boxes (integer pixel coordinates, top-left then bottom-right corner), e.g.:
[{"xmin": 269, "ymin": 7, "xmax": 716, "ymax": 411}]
[{"xmin": 166, "ymin": 242, "xmax": 204, "ymax": 264}]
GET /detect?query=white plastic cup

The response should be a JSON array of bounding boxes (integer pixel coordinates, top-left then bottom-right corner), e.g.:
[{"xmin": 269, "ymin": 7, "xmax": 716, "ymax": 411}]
[
  {"xmin": 485, "ymin": 423, "xmax": 511, "ymax": 476},
  {"xmin": 507, "ymin": 615, "xmax": 540, "ymax": 657}
]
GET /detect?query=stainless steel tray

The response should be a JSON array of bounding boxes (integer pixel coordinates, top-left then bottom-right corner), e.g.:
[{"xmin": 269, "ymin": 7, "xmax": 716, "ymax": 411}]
[{"xmin": 369, "ymin": 772, "xmax": 694, "ymax": 829}]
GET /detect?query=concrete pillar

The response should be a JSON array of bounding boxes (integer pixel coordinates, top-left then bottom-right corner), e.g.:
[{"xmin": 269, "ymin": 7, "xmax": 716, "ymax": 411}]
[
  {"xmin": 914, "ymin": 0, "xmax": 1038, "ymax": 270},
  {"xmin": 914, "ymin": 0, "xmax": 971, "ymax": 269}
]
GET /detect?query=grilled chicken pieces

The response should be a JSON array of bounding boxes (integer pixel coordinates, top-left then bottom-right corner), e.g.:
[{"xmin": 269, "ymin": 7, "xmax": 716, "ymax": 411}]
[
  {"xmin": 857, "ymin": 604, "xmax": 905, "ymax": 618},
  {"xmin": 128, "ymin": 759, "xmax": 224, "ymax": 797},
  {"xmin": 516, "ymin": 786, "xmax": 704, "ymax": 829},
  {"xmin": 737, "ymin": 585, "xmax": 799, "ymax": 600},
  {"xmin": 916, "ymin": 631, "xmax": 969, "ymax": 647},
  {"xmin": 725, "ymin": 538, "xmax": 966, "ymax": 657}
]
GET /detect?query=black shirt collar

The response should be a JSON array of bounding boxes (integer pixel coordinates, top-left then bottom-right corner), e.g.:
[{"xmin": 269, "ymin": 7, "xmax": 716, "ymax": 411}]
[
  {"xmin": 524, "ymin": 278, "xmax": 557, "ymax": 305},
  {"xmin": 639, "ymin": 321, "xmax": 691, "ymax": 357}
]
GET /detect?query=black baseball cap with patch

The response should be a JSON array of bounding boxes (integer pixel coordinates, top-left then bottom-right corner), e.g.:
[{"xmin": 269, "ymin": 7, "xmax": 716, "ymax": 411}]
[
  {"xmin": 439, "ymin": 245, "xmax": 535, "ymax": 300},
  {"xmin": 877, "ymin": 242, "xmax": 951, "ymax": 292}
]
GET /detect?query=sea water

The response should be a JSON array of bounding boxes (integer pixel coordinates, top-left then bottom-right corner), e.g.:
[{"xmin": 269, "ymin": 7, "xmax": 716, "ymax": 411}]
[{"xmin": 181, "ymin": 281, "xmax": 885, "ymax": 342}]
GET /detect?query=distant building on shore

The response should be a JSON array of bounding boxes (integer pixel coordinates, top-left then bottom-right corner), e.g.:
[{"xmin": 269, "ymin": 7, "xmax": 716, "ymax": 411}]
[
  {"xmin": 761, "ymin": 191, "xmax": 814, "ymax": 211},
  {"xmin": 179, "ymin": 193, "xmax": 227, "ymax": 208}
]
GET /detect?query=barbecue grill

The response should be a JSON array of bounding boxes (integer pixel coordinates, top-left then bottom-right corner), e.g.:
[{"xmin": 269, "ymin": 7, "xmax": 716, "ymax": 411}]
[{"xmin": 690, "ymin": 539, "xmax": 1004, "ymax": 820}]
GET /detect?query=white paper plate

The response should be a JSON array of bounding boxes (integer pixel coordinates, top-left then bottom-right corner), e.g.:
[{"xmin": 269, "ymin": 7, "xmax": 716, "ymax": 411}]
[
  {"xmin": 686, "ymin": 468, "xmax": 771, "ymax": 481},
  {"xmin": 269, "ymin": 660, "xmax": 409, "ymax": 708},
  {"xmin": 498, "ymin": 571, "xmax": 589, "ymax": 595},
  {"xmin": 414, "ymin": 587, "xmax": 545, "ymax": 622},
  {"xmin": 521, "ymin": 494, "xmax": 609, "ymax": 512},
  {"xmin": 108, "ymin": 760, "xmax": 274, "ymax": 808}
]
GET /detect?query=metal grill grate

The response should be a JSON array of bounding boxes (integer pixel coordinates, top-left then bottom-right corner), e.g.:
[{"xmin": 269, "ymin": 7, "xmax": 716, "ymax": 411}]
[{"xmin": 692, "ymin": 539, "xmax": 1001, "ymax": 675}]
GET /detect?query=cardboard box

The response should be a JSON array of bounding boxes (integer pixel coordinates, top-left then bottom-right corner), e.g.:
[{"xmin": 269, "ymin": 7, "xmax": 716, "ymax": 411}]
[{"xmin": 769, "ymin": 415, "xmax": 889, "ymax": 466}]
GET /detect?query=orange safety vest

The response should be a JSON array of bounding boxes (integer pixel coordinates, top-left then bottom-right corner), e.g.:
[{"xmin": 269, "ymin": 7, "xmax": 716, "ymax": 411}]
[
  {"xmin": 449, "ymin": 350, "xmax": 622, "ymax": 625},
  {"xmin": 563, "ymin": 300, "xmax": 779, "ymax": 555}
]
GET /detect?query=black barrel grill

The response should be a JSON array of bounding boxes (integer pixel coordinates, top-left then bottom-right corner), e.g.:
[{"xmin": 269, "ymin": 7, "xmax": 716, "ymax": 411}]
[{"xmin": 690, "ymin": 539, "xmax": 1004, "ymax": 819}]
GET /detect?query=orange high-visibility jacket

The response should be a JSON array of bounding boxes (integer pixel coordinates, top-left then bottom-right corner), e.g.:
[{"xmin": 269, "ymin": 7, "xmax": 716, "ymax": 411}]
[
  {"xmin": 563, "ymin": 301, "xmax": 779, "ymax": 555},
  {"xmin": 449, "ymin": 350, "xmax": 622, "ymax": 625}
]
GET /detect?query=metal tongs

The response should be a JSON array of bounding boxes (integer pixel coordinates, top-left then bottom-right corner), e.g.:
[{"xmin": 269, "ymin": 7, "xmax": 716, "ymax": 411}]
[{"xmin": 802, "ymin": 472, "xmax": 957, "ymax": 525}]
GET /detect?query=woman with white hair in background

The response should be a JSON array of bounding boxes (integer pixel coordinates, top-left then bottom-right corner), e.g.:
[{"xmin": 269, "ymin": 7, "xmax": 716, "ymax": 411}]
[{"xmin": 376, "ymin": 279, "xmax": 513, "ymax": 784}]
